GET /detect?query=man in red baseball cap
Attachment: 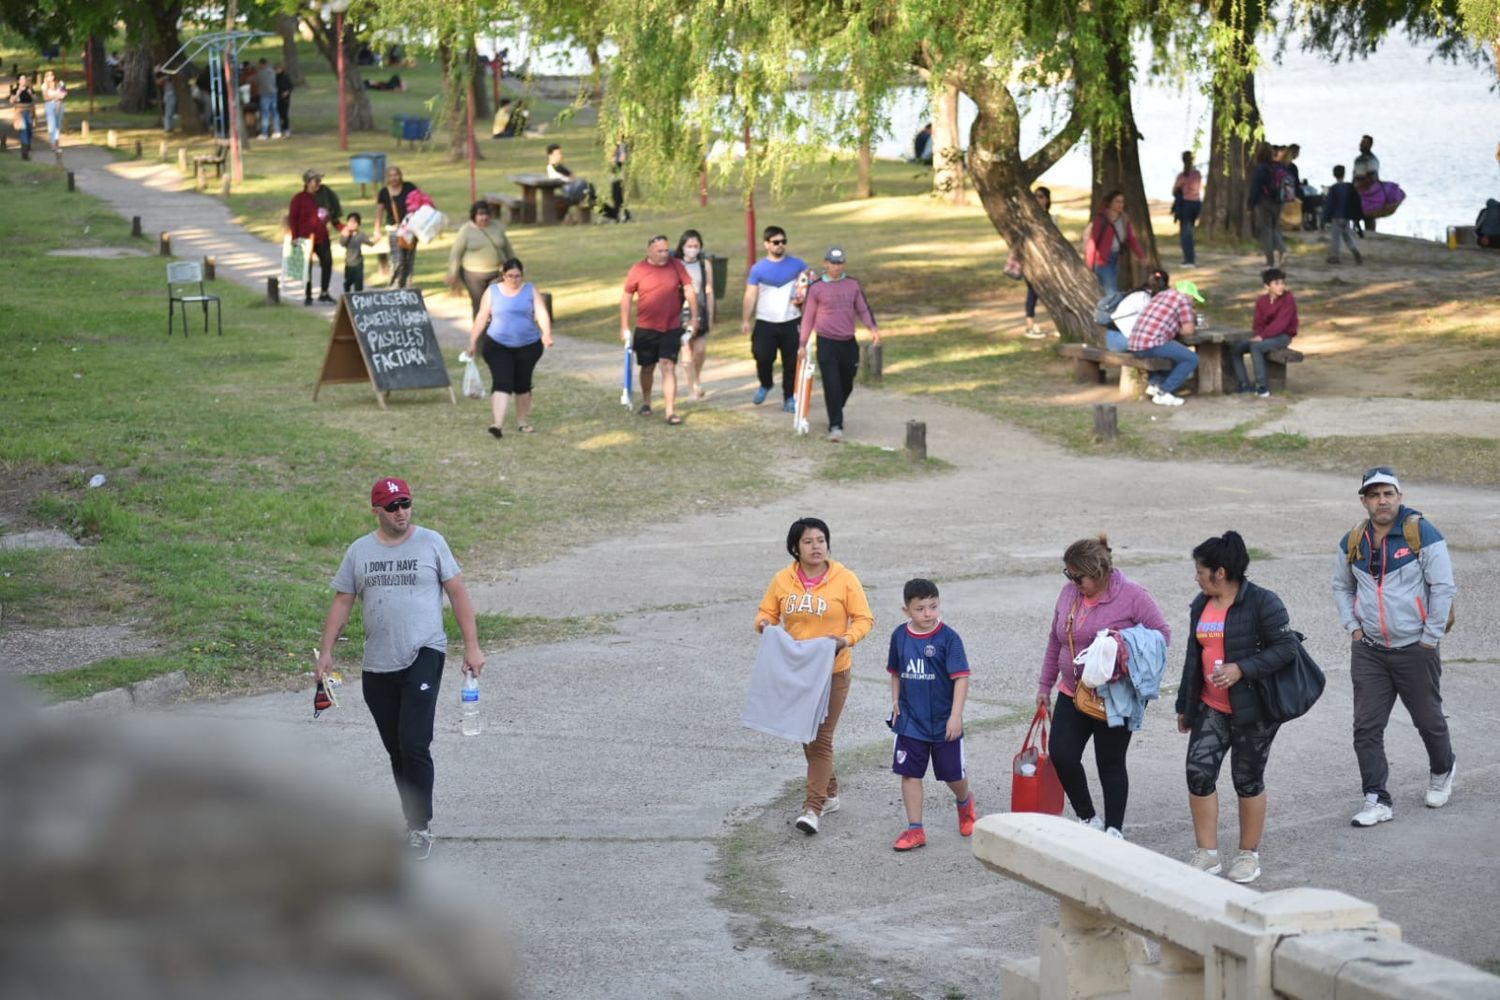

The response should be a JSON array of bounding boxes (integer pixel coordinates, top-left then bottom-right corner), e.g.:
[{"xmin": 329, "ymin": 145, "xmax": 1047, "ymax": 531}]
[{"xmin": 316, "ymin": 476, "xmax": 485, "ymax": 860}]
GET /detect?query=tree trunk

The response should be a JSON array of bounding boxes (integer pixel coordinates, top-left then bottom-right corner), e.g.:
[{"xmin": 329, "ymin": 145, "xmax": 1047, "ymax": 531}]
[
  {"xmin": 118, "ymin": 44, "xmax": 156, "ymax": 112},
  {"xmin": 856, "ymin": 139, "xmax": 873, "ymax": 198},
  {"xmin": 1089, "ymin": 42, "xmax": 1157, "ymax": 290},
  {"xmin": 468, "ymin": 47, "xmax": 491, "ymax": 121},
  {"xmin": 440, "ymin": 42, "xmax": 468, "ymax": 163},
  {"xmin": 276, "ymin": 14, "xmax": 306, "ymax": 86},
  {"xmin": 961, "ymin": 74, "xmax": 1100, "ymax": 343},
  {"xmin": 87, "ymin": 38, "xmax": 116, "ymax": 96},
  {"xmin": 305, "ymin": 13, "xmax": 374, "ymax": 132},
  {"xmin": 1203, "ymin": 0, "xmax": 1263, "ymax": 242},
  {"xmin": 932, "ymin": 84, "xmax": 963, "ymax": 203}
]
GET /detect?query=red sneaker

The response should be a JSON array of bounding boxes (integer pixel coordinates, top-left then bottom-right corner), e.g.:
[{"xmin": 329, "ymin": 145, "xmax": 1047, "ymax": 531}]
[
  {"xmin": 893, "ymin": 827, "xmax": 927, "ymax": 852},
  {"xmin": 957, "ymin": 797, "xmax": 978, "ymax": 837}
]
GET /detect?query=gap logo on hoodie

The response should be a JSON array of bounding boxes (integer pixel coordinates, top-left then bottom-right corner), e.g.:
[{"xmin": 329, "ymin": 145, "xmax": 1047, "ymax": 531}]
[{"xmin": 783, "ymin": 593, "xmax": 829, "ymax": 617}]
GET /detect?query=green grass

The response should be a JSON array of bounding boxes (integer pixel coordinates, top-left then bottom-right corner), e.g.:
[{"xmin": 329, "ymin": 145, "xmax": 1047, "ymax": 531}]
[{"xmin": 0, "ymin": 160, "xmax": 941, "ymax": 699}]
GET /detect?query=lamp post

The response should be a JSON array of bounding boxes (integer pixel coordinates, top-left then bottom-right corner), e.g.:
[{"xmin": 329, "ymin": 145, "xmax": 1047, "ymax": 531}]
[{"xmin": 328, "ymin": 0, "xmax": 351, "ymax": 151}]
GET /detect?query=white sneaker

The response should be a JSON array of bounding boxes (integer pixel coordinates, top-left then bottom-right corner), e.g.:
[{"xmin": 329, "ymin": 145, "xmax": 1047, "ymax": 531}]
[
  {"xmin": 795, "ymin": 811, "xmax": 819, "ymax": 835},
  {"xmin": 1226, "ymin": 849, "xmax": 1261, "ymax": 884},
  {"xmin": 1152, "ymin": 391, "xmax": 1185, "ymax": 407},
  {"xmin": 406, "ymin": 827, "xmax": 434, "ymax": 861},
  {"xmin": 1187, "ymin": 847, "xmax": 1222, "ymax": 875},
  {"xmin": 1351, "ymin": 793, "xmax": 1393, "ymax": 827},
  {"xmin": 1426, "ymin": 759, "xmax": 1456, "ymax": 808},
  {"xmin": 1144, "ymin": 383, "xmax": 1162, "ymax": 398},
  {"xmin": 821, "ymin": 796, "xmax": 841, "ymax": 816},
  {"xmin": 1078, "ymin": 815, "xmax": 1105, "ymax": 831},
  {"xmin": 828, "ymin": 427, "xmax": 843, "ymax": 443},
  {"xmin": 1105, "ymin": 826, "xmax": 1125, "ymax": 840}
]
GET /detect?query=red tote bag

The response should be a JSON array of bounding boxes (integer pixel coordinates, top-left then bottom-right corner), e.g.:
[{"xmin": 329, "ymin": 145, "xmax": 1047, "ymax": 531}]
[{"xmin": 1011, "ymin": 705, "xmax": 1065, "ymax": 815}]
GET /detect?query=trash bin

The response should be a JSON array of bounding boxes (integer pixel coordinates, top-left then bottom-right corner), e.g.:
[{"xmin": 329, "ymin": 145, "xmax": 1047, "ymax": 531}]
[
  {"xmin": 350, "ymin": 152, "xmax": 386, "ymax": 189},
  {"xmin": 706, "ymin": 253, "xmax": 730, "ymax": 301}
]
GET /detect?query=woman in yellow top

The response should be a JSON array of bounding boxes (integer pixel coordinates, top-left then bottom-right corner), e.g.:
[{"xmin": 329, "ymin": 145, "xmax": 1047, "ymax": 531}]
[
  {"xmin": 447, "ymin": 200, "xmax": 516, "ymax": 318},
  {"xmin": 756, "ymin": 516, "xmax": 874, "ymax": 835}
]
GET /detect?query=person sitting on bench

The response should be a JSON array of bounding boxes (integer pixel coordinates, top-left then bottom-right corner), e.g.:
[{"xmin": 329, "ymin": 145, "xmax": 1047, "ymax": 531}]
[
  {"xmin": 492, "ymin": 98, "xmax": 526, "ymax": 139},
  {"xmin": 365, "ymin": 74, "xmax": 406, "ymax": 92},
  {"xmin": 546, "ymin": 144, "xmax": 595, "ymax": 207}
]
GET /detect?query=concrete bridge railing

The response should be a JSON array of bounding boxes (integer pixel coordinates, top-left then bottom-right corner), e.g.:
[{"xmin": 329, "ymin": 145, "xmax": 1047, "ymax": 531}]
[{"xmin": 972, "ymin": 813, "xmax": 1500, "ymax": 999}]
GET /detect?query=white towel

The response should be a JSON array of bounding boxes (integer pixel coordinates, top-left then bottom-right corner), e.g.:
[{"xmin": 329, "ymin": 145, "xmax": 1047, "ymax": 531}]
[{"xmin": 741, "ymin": 626, "xmax": 836, "ymax": 744}]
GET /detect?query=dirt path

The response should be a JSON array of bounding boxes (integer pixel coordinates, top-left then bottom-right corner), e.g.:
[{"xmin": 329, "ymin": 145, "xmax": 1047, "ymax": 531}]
[{"xmin": 53, "ymin": 145, "xmax": 1500, "ymax": 997}]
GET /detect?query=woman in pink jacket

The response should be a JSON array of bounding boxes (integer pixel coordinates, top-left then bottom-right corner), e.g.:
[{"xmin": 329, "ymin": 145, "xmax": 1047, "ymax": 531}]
[
  {"xmin": 1084, "ymin": 190, "xmax": 1148, "ymax": 296},
  {"xmin": 1037, "ymin": 534, "xmax": 1171, "ymax": 838}
]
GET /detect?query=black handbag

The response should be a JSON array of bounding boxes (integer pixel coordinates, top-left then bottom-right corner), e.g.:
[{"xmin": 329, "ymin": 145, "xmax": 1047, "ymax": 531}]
[{"xmin": 1253, "ymin": 630, "xmax": 1325, "ymax": 724}]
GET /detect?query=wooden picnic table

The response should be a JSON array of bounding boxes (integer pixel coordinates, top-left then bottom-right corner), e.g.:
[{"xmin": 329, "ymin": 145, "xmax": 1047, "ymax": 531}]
[
  {"xmin": 508, "ymin": 173, "xmax": 567, "ymax": 225},
  {"xmin": 1179, "ymin": 327, "xmax": 1252, "ymax": 395}
]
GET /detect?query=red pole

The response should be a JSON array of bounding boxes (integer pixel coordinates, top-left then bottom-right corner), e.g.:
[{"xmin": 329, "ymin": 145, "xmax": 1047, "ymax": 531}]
[
  {"xmin": 225, "ymin": 50, "xmax": 243, "ymax": 184},
  {"xmin": 466, "ymin": 78, "xmax": 477, "ymax": 205},
  {"xmin": 337, "ymin": 10, "xmax": 348, "ymax": 151},
  {"xmin": 743, "ymin": 120, "xmax": 756, "ymax": 268},
  {"xmin": 490, "ymin": 54, "xmax": 500, "ymax": 107}
]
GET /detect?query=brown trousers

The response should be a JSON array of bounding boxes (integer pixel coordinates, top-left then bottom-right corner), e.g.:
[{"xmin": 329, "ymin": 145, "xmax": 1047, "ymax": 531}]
[{"xmin": 803, "ymin": 669, "xmax": 852, "ymax": 814}]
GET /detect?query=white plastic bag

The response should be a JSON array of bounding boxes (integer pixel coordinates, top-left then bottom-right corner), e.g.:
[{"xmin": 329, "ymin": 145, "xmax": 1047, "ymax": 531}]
[
  {"xmin": 1074, "ymin": 629, "xmax": 1119, "ymax": 688},
  {"xmin": 407, "ymin": 204, "xmax": 447, "ymax": 244},
  {"xmin": 461, "ymin": 353, "xmax": 484, "ymax": 399}
]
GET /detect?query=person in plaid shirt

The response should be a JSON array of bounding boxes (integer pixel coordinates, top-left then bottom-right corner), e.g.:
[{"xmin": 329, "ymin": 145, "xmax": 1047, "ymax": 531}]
[{"xmin": 1127, "ymin": 270, "xmax": 1200, "ymax": 407}]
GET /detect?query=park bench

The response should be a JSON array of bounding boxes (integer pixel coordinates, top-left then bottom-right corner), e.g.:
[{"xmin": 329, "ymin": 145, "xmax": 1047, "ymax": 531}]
[
  {"xmin": 482, "ymin": 192, "xmax": 526, "ymax": 225},
  {"xmin": 193, "ymin": 144, "xmax": 229, "ymax": 189},
  {"xmin": 1058, "ymin": 343, "xmax": 1171, "ymax": 398},
  {"xmin": 508, "ymin": 173, "xmax": 567, "ymax": 225},
  {"xmin": 1059, "ymin": 342, "xmax": 1305, "ymax": 397}
]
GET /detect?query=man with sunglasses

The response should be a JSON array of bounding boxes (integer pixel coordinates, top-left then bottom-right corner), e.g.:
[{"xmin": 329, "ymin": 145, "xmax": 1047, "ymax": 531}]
[
  {"xmin": 741, "ymin": 226, "xmax": 811, "ymax": 411},
  {"xmin": 1333, "ymin": 466, "xmax": 1457, "ymax": 828},
  {"xmin": 316, "ymin": 477, "xmax": 485, "ymax": 859}
]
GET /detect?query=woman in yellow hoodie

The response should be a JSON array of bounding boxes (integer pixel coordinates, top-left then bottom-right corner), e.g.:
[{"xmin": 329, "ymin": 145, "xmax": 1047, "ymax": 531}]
[{"xmin": 756, "ymin": 516, "xmax": 875, "ymax": 834}]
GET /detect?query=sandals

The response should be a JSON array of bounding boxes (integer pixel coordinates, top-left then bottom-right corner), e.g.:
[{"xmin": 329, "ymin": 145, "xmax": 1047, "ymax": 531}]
[
  {"xmin": 487, "ymin": 426, "xmax": 503, "ymax": 439},
  {"xmin": 517, "ymin": 424, "xmax": 536, "ymax": 434},
  {"xmin": 638, "ymin": 404, "xmax": 652, "ymax": 417},
  {"xmin": 666, "ymin": 414, "xmax": 683, "ymax": 426}
]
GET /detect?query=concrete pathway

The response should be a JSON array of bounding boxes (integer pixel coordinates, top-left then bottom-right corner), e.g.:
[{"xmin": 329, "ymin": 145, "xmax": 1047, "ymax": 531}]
[{"xmin": 57, "ymin": 144, "xmax": 1500, "ymax": 997}]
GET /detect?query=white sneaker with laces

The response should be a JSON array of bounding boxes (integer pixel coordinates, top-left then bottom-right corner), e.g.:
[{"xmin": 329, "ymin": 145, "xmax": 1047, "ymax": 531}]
[
  {"xmin": 1152, "ymin": 391, "xmax": 1185, "ymax": 407},
  {"xmin": 795, "ymin": 811, "xmax": 819, "ymax": 835},
  {"xmin": 821, "ymin": 796, "xmax": 841, "ymax": 816},
  {"xmin": 1426, "ymin": 759, "xmax": 1456, "ymax": 808},
  {"xmin": 1187, "ymin": 847, "xmax": 1222, "ymax": 875},
  {"xmin": 1144, "ymin": 383, "xmax": 1162, "ymax": 398},
  {"xmin": 1105, "ymin": 826, "xmax": 1125, "ymax": 840},
  {"xmin": 1226, "ymin": 849, "xmax": 1261, "ymax": 884},
  {"xmin": 406, "ymin": 827, "xmax": 434, "ymax": 861},
  {"xmin": 1078, "ymin": 815, "xmax": 1105, "ymax": 831},
  {"xmin": 1351, "ymin": 793, "xmax": 1393, "ymax": 827}
]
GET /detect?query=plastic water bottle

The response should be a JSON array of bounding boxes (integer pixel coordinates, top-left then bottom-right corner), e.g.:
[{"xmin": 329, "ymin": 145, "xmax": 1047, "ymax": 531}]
[{"xmin": 461, "ymin": 674, "xmax": 481, "ymax": 736}]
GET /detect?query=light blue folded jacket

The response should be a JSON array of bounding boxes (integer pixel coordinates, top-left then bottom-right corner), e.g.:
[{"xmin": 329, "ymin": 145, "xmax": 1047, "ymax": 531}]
[
  {"xmin": 1101, "ymin": 624, "xmax": 1169, "ymax": 731},
  {"xmin": 742, "ymin": 625, "xmax": 835, "ymax": 743}
]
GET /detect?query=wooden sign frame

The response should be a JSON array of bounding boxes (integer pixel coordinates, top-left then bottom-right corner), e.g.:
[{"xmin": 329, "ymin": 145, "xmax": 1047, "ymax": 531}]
[{"xmin": 313, "ymin": 291, "xmax": 456, "ymax": 409}]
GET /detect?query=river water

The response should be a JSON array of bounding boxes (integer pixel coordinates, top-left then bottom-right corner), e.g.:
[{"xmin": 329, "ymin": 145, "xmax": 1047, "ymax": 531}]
[
  {"xmin": 508, "ymin": 35, "xmax": 1499, "ymax": 241},
  {"xmin": 874, "ymin": 39, "xmax": 1500, "ymax": 241}
]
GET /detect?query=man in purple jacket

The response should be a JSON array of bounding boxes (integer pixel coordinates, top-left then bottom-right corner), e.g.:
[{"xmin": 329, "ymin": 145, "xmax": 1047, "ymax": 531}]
[{"xmin": 799, "ymin": 247, "xmax": 881, "ymax": 442}]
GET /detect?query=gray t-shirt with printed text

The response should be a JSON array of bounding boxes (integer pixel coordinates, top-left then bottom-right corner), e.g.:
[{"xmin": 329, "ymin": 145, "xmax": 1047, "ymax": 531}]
[{"xmin": 331, "ymin": 526, "xmax": 460, "ymax": 673}]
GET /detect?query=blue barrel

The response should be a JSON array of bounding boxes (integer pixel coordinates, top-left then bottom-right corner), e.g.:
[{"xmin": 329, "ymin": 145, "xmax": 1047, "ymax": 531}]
[
  {"xmin": 401, "ymin": 116, "xmax": 432, "ymax": 141},
  {"xmin": 350, "ymin": 152, "xmax": 387, "ymax": 186}
]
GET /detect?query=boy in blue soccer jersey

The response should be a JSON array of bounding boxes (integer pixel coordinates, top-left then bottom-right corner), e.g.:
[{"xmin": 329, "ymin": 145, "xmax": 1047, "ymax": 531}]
[{"xmin": 887, "ymin": 578, "xmax": 975, "ymax": 851}]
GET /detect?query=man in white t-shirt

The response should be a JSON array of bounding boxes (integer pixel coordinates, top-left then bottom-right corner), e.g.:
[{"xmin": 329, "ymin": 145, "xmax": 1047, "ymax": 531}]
[
  {"xmin": 740, "ymin": 225, "xmax": 811, "ymax": 411},
  {"xmin": 316, "ymin": 477, "xmax": 485, "ymax": 860}
]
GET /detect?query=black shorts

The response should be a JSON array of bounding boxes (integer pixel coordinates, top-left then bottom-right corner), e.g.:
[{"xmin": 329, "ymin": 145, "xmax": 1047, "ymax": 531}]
[
  {"xmin": 633, "ymin": 327, "xmax": 683, "ymax": 367},
  {"xmin": 480, "ymin": 336, "xmax": 545, "ymax": 395}
]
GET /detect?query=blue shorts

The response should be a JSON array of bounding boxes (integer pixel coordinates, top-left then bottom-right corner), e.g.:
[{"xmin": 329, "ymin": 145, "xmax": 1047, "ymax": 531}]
[{"xmin": 892, "ymin": 733, "xmax": 966, "ymax": 782}]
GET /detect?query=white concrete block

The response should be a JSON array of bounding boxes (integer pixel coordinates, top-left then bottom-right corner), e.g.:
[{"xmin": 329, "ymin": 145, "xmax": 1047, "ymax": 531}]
[
  {"xmin": 1001, "ymin": 956, "xmax": 1041, "ymax": 1000},
  {"xmin": 1275, "ymin": 930, "xmax": 1500, "ymax": 1000},
  {"xmin": 1131, "ymin": 962, "xmax": 1203, "ymax": 1000},
  {"xmin": 1231, "ymin": 887, "xmax": 1381, "ymax": 933},
  {"xmin": 1040, "ymin": 921, "xmax": 1150, "ymax": 1000}
]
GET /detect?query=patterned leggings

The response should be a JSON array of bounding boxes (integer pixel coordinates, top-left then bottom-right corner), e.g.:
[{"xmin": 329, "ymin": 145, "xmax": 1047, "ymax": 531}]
[{"xmin": 1185, "ymin": 705, "xmax": 1279, "ymax": 798}]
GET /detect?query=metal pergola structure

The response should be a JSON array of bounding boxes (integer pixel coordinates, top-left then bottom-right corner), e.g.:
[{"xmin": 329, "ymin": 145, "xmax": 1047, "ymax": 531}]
[{"xmin": 162, "ymin": 30, "xmax": 273, "ymax": 185}]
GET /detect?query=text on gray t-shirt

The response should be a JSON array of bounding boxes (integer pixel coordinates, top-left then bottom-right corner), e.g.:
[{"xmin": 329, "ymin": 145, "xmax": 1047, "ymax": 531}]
[{"xmin": 331, "ymin": 526, "xmax": 460, "ymax": 673}]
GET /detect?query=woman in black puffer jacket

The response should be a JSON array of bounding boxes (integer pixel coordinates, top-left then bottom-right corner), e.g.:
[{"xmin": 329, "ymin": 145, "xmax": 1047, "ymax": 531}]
[{"xmin": 1174, "ymin": 531, "xmax": 1297, "ymax": 885}]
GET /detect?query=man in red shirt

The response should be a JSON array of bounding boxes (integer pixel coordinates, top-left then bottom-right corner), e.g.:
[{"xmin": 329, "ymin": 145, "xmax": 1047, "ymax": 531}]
[
  {"xmin": 1231, "ymin": 267, "xmax": 1298, "ymax": 398},
  {"xmin": 620, "ymin": 235, "xmax": 699, "ymax": 425}
]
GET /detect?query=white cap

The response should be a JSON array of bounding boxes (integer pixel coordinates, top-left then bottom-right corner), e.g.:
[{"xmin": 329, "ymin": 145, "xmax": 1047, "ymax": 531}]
[{"xmin": 1358, "ymin": 467, "xmax": 1401, "ymax": 494}]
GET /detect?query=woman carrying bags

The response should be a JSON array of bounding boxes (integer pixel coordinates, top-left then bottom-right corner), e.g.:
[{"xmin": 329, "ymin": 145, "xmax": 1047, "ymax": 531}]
[
  {"xmin": 1175, "ymin": 531, "xmax": 1297, "ymax": 885},
  {"xmin": 1037, "ymin": 534, "xmax": 1171, "ymax": 839},
  {"xmin": 755, "ymin": 517, "xmax": 874, "ymax": 837}
]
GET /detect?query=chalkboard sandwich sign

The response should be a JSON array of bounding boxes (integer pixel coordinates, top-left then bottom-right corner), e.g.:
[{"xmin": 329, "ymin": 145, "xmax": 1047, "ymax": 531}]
[{"xmin": 314, "ymin": 289, "xmax": 456, "ymax": 409}]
